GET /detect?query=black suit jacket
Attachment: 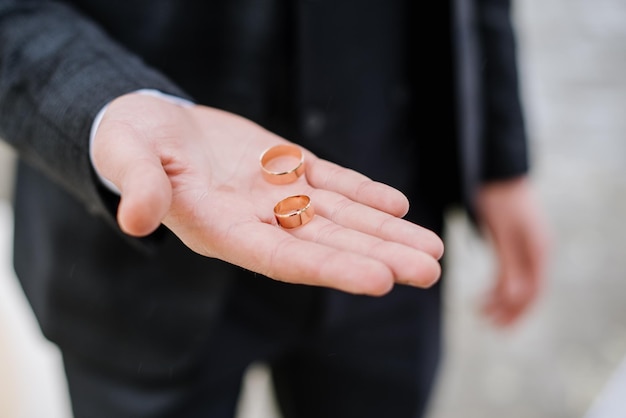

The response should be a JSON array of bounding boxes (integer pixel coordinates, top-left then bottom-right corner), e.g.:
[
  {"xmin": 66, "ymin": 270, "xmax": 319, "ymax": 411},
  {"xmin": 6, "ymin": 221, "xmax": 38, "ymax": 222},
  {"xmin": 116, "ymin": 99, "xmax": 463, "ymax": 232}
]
[{"xmin": 0, "ymin": 0, "xmax": 528, "ymax": 377}]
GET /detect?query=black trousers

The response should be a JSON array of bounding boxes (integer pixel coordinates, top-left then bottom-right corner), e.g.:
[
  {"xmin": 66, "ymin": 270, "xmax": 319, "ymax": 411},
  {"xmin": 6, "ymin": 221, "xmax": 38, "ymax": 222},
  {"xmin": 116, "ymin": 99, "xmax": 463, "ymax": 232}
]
[
  {"xmin": 62, "ymin": 206, "xmax": 444, "ymax": 418},
  {"xmin": 63, "ymin": 278, "xmax": 442, "ymax": 418}
]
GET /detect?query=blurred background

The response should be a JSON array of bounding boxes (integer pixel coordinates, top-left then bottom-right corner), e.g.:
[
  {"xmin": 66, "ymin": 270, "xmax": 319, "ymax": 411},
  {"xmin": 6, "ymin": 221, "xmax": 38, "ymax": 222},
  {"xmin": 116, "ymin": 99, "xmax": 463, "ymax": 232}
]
[{"xmin": 1, "ymin": 0, "xmax": 626, "ymax": 417}]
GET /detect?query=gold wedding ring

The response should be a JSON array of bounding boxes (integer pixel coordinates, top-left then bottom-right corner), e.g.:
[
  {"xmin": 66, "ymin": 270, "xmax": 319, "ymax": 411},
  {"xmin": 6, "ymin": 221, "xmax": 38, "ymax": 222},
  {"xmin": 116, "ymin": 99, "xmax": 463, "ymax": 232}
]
[
  {"xmin": 260, "ymin": 144, "xmax": 305, "ymax": 184},
  {"xmin": 274, "ymin": 195, "xmax": 315, "ymax": 229}
]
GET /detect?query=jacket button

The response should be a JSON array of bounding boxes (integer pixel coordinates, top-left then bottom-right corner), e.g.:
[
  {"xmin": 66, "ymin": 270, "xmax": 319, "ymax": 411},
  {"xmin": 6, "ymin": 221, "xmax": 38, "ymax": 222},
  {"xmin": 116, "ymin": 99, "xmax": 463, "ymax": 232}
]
[{"xmin": 303, "ymin": 109, "xmax": 327, "ymax": 138}]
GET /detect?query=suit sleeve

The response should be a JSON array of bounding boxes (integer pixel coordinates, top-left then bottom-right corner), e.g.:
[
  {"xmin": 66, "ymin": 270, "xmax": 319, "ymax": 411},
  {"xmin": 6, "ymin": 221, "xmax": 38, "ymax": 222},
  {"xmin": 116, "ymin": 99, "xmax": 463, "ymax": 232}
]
[
  {"xmin": 0, "ymin": 0, "xmax": 191, "ymax": 219},
  {"xmin": 477, "ymin": 0, "xmax": 530, "ymax": 181}
]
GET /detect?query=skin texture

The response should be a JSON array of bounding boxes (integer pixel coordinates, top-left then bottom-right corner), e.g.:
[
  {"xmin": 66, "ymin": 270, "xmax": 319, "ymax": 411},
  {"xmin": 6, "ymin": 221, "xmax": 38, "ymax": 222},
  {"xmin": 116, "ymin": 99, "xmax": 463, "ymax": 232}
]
[
  {"xmin": 476, "ymin": 176, "xmax": 552, "ymax": 326},
  {"xmin": 92, "ymin": 93, "xmax": 445, "ymax": 296}
]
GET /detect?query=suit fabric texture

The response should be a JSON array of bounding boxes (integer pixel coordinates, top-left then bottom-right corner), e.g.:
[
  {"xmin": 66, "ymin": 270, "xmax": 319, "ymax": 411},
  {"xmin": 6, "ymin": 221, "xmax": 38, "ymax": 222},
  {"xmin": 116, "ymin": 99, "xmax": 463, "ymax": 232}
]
[{"xmin": 0, "ymin": 0, "xmax": 528, "ymax": 417}]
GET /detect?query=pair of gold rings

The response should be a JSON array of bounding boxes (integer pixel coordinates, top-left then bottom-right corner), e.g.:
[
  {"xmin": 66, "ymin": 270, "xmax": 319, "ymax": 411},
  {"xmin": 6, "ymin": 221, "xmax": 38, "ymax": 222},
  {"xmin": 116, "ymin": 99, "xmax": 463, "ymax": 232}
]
[{"xmin": 260, "ymin": 144, "xmax": 314, "ymax": 229}]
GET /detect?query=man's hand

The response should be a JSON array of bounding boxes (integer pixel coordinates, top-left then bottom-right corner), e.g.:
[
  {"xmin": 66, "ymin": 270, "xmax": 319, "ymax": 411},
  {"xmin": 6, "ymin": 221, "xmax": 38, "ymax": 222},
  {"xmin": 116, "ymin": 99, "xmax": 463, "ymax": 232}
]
[
  {"xmin": 476, "ymin": 177, "xmax": 551, "ymax": 326},
  {"xmin": 92, "ymin": 93, "xmax": 444, "ymax": 295}
]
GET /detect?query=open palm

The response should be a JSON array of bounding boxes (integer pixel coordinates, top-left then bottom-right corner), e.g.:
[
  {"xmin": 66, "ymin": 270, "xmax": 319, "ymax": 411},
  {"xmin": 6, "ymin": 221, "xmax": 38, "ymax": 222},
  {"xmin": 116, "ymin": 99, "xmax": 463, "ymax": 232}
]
[{"xmin": 93, "ymin": 93, "xmax": 444, "ymax": 295}]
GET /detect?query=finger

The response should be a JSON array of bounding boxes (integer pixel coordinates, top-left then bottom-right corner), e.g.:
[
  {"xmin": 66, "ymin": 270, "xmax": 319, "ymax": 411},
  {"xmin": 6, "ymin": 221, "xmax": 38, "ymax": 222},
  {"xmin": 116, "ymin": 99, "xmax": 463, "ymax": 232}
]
[
  {"xmin": 93, "ymin": 126, "xmax": 172, "ymax": 237},
  {"xmin": 522, "ymin": 228, "xmax": 551, "ymax": 293},
  {"xmin": 494, "ymin": 300, "xmax": 528, "ymax": 327},
  {"xmin": 483, "ymin": 296, "xmax": 525, "ymax": 327},
  {"xmin": 481, "ymin": 273, "xmax": 536, "ymax": 327},
  {"xmin": 289, "ymin": 215, "xmax": 441, "ymax": 288},
  {"xmin": 305, "ymin": 157, "xmax": 410, "ymax": 217},
  {"xmin": 117, "ymin": 159, "xmax": 172, "ymax": 236},
  {"xmin": 310, "ymin": 189, "xmax": 444, "ymax": 259},
  {"xmin": 219, "ymin": 221, "xmax": 396, "ymax": 296},
  {"xmin": 482, "ymin": 298, "xmax": 515, "ymax": 327}
]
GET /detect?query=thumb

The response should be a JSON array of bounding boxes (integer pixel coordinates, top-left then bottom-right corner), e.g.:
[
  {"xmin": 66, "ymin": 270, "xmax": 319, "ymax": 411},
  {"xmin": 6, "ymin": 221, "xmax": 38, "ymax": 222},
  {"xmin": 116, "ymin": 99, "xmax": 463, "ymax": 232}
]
[
  {"xmin": 117, "ymin": 157, "xmax": 172, "ymax": 236},
  {"xmin": 93, "ymin": 127, "xmax": 172, "ymax": 237}
]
